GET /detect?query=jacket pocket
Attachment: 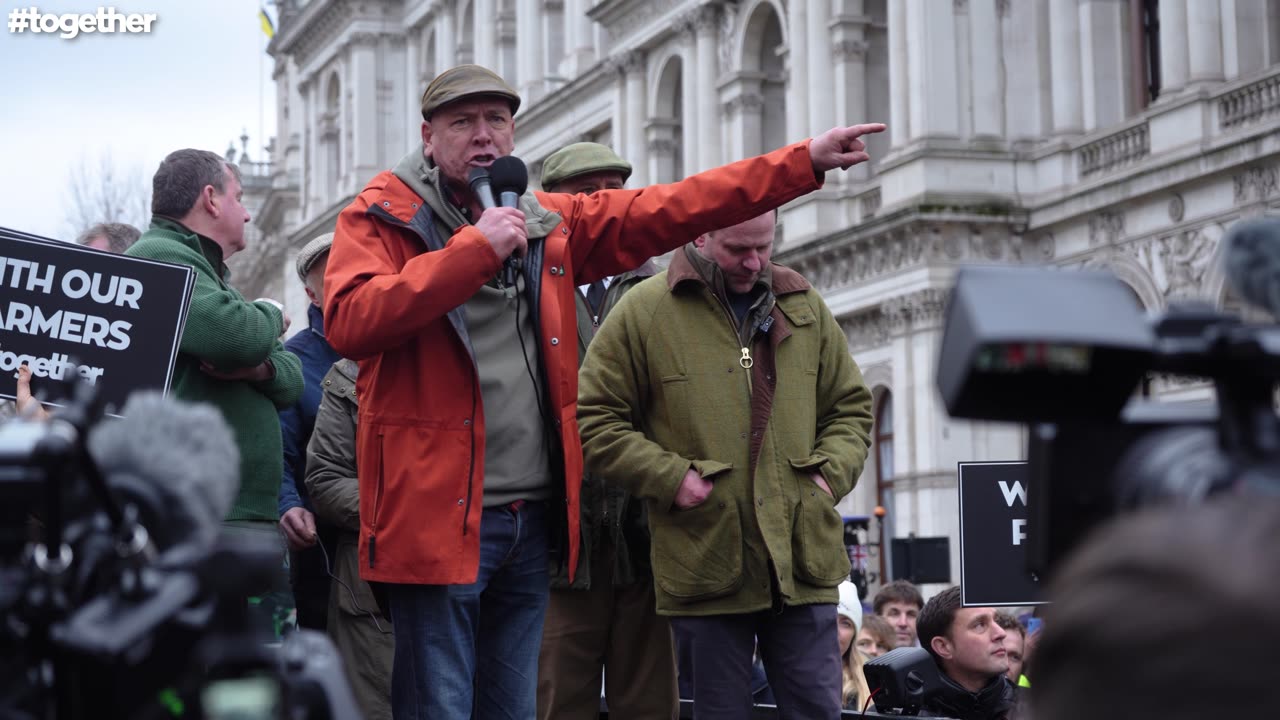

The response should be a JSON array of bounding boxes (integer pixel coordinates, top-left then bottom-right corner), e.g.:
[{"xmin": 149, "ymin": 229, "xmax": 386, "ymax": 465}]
[
  {"xmin": 650, "ymin": 486, "xmax": 744, "ymax": 602},
  {"xmin": 790, "ymin": 458, "xmax": 851, "ymax": 587}
]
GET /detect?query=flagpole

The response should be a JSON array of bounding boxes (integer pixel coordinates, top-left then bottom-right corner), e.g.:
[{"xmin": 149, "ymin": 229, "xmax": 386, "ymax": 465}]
[{"xmin": 259, "ymin": 14, "xmax": 265, "ymax": 162}]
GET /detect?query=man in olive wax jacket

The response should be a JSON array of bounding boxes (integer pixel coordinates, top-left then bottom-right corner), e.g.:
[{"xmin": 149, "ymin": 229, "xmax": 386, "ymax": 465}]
[{"xmin": 577, "ymin": 212, "xmax": 874, "ymax": 720}]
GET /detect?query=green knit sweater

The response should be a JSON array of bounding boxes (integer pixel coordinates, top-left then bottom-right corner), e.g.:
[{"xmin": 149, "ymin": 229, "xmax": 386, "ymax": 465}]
[{"xmin": 126, "ymin": 217, "xmax": 303, "ymax": 521}]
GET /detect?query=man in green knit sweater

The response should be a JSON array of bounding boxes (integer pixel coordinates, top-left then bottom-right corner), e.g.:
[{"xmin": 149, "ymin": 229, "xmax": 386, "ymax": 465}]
[{"xmin": 127, "ymin": 149, "xmax": 303, "ymax": 529}]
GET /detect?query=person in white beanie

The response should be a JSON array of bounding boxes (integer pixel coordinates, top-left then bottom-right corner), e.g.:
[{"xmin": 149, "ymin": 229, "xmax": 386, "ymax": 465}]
[{"xmin": 838, "ymin": 581, "xmax": 872, "ymax": 711}]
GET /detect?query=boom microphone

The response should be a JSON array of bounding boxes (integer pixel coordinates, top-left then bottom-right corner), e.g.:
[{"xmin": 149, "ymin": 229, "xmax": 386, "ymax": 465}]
[
  {"xmin": 87, "ymin": 392, "xmax": 239, "ymax": 563},
  {"xmin": 1223, "ymin": 216, "xmax": 1280, "ymax": 318}
]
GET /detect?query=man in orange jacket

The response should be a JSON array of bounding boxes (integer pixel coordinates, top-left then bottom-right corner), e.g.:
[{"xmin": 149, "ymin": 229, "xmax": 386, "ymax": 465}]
[{"xmin": 324, "ymin": 63, "xmax": 885, "ymax": 720}]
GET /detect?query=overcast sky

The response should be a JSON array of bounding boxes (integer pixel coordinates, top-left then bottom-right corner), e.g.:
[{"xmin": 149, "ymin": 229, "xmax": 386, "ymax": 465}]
[{"xmin": 0, "ymin": 0, "xmax": 277, "ymax": 240}]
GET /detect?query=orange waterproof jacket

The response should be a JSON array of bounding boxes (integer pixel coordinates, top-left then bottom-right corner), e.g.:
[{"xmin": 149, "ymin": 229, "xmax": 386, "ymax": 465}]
[{"xmin": 325, "ymin": 141, "xmax": 822, "ymax": 586}]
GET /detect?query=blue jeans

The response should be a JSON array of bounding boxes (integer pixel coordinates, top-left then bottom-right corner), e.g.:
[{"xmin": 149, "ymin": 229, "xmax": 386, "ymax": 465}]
[{"xmin": 386, "ymin": 501, "xmax": 550, "ymax": 720}]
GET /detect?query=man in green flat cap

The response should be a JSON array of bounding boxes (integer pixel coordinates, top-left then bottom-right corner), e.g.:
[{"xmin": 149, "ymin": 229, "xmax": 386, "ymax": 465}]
[
  {"xmin": 325, "ymin": 60, "xmax": 885, "ymax": 719},
  {"xmin": 535, "ymin": 143, "xmax": 676, "ymax": 720}
]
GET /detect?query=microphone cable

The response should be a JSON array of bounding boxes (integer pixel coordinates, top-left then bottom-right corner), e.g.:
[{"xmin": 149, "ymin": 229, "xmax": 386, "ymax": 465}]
[{"xmin": 312, "ymin": 532, "xmax": 390, "ymax": 636}]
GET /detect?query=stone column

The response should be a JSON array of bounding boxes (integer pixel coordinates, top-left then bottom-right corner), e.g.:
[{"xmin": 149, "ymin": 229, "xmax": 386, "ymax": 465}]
[
  {"xmin": 720, "ymin": 83, "xmax": 764, "ymax": 160},
  {"xmin": 806, "ymin": 0, "xmax": 835, "ymax": 136},
  {"xmin": 561, "ymin": 0, "xmax": 596, "ymax": 77},
  {"xmin": 969, "ymin": 0, "xmax": 1003, "ymax": 138},
  {"xmin": 437, "ymin": 10, "xmax": 457, "ymax": 69},
  {"xmin": 888, "ymin": 0, "xmax": 910, "ymax": 144},
  {"xmin": 350, "ymin": 35, "xmax": 380, "ymax": 187},
  {"xmin": 646, "ymin": 120, "xmax": 680, "ymax": 184},
  {"xmin": 1079, "ymin": 0, "xmax": 1128, "ymax": 131},
  {"xmin": 694, "ymin": 4, "xmax": 721, "ymax": 172},
  {"xmin": 474, "ymin": 0, "xmax": 497, "ymax": 69},
  {"xmin": 1159, "ymin": 0, "xmax": 1189, "ymax": 94},
  {"xmin": 786, "ymin": 0, "xmax": 810, "ymax": 141},
  {"xmin": 611, "ymin": 60, "xmax": 625, "ymax": 153},
  {"xmin": 623, "ymin": 51, "xmax": 649, "ymax": 186},
  {"xmin": 1187, "ymin": 0, "xmax": 1224, "ymax": 83},
  {"xmin": 1049, "ymin": 0, "xmax": 1082, "ymax": 134},
  {"xmin": 405, "ymin": 29, "xmax": 421, "ymax": 126},
  {"xmin": 832, "ymin": 8, "xmax": 869, "ymax": 180},
  {"xmin": 517, "ymin": 0, "xmax": 544, "ymax": 98},
  {"xmin": 906, "ymin": 0, "xmax": 959, "ymax": 137}
]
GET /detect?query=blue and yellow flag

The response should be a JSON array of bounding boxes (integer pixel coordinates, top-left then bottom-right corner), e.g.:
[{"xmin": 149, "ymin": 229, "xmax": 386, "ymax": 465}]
[{"xmin": 259, "ymin": 8, "xmax": 275, "ymax": 38}]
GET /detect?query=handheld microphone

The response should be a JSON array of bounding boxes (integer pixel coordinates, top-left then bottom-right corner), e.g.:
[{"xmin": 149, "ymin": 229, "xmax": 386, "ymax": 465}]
[
  {"xmin": 489, "ymin": 156, "xmax": 530, "ymax": 287},
  {"xmin": 1222, "ymin": 217, "xmax": 1280, "ymax": 318},
  {"xmin": 490, "ymin": 155, "xmax": 529, "ymax": 209},
  {"xmin": 468, "ymin": 167, "xmax": 497, "ymax": 211}
]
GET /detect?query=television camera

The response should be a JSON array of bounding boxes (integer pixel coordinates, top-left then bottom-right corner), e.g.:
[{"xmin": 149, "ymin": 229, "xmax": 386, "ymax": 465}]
[
  {"xmin": 936, "ymin": 217, "xmax": 1280, "ymax": 580},
  {"xmin": 0, "ymin": 377, "xmax": 360, "ymax": 719}
]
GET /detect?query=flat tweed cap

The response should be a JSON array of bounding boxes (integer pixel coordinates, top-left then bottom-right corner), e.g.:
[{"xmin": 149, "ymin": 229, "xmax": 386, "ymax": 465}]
[
  {"xmin": 541, "ymin": 142, "xmax": 633, "ymax": 189},
  {"xmin": 420, "ymin": 64, "xmax": 521, "ymax": 119},
  {"xmin": 295, "ymin": 232, "xmax": 334, "ymax": 282}
]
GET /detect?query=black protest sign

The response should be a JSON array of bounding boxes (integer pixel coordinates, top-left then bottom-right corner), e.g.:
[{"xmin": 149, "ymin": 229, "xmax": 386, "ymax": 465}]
[
  {"xmin": 0, "ymin": 230, "xmax": 195, "ymax": 415},
  {"xmin": 957, "ymin": 461, "xmax": 1044, "ymax": 607}
]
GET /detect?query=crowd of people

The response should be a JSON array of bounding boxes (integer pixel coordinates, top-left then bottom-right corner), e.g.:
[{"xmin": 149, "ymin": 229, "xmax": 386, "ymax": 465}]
[{"xmin": 20, "ymin": 60, "xmax": 1234, "ymax": 720}]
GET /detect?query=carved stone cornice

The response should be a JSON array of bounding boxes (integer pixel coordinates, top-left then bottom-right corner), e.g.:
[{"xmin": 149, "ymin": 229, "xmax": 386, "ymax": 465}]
[
  {"xmin": 1234, "ymin": 165, "xmax": 1278, "ymax": 204},
  {"xmin": 840, "ymin": 288, "xmax": 951, "ymax": 350},
  {"xmin": 1112, "ymin": 224, "xmax": 1222, "ymax": 301},
  {"xmin": 648, "ymin": 138, "xmax": 678, "ymax": 155},
  {"xmin": 604, "ymin": 49, "xmax": 647, "ymax": 77},
  {"xmin": 833, "ymin": 39, "xmax": 870, "ymax": 61},
  {"xmin": 782, "ymin": 211, "xmax": 1037, "ymax": 296},
  {"xmin": 275, "ymin": 0, "xmax": 353, "ymax": 68},
  {"xmin": 1088, "ymin": 211, "xmax": 1125, "ymax": 246},
  {"xmin": 589, "ymin": 0, "xmax": 686, "ymax": 47},
  {"xmin": 692, "ymin": 2, "xmax": 720, "ymax": 34},
  {"xmin": 722, "ymin": 93, "xmax": 765, "ymax": 116}
]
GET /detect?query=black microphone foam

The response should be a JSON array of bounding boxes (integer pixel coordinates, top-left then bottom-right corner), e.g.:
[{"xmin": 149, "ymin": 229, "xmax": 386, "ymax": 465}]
[
  {"xmin": 1223, "ymin": 217, "xmax": 1280, "ymax": 317},
  {"xmin": 88, "ymin": 392, "xmax": 239, "ymax": 562},
  {"xmin": 468, "ymin": 167, "xmax": 497, "ymax": 210},
  {"xmin": 490, "ymin": 156, "xmax": 529, "ymax": 208}
]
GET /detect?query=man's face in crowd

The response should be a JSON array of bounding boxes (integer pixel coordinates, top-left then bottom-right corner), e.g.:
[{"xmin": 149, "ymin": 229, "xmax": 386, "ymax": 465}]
[
  {"xmin": 856, "ymin": 627, "xmax": 891, "ymax": 659},
  {"xmin": 932, "ymin": 607, "xmax": 1009, "ymax": 687},
  {"xmin": 305, "ymin": 254, "xmax": 329, "ymax": 309},
  {"xmin": 882, "ymin": 601, "xmax": 920, "ymax": 647},
  {"xmin": 423, "ymin": 97, "xmax": 516, "ymax": 187},
  {"xmin": 1003, "ymin": 630, "xmax": 1025, "ymax": 682},
  {"xmin": 694, "ymin": 213, "xmax": 775, "ymax": 293},
  {"xmin": 552, "ymin": 170, "xmax": 625, "ymax": 196},
  {"xmin": 210, "ymin": 166, "xmax": 250, "ymax": 259}
]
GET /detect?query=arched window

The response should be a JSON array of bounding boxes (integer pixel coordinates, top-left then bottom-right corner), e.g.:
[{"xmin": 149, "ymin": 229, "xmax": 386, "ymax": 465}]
[
  {"xmin": 739, "ymin": 2, "xmax": 786, "ymax": 156},
  {"xmin": 874, "ymin": 391, "xmax": 894, "ymax": 582},
  {"xmin": 650, "ymin": 56, "xmax": 685, "ymax": 183}
]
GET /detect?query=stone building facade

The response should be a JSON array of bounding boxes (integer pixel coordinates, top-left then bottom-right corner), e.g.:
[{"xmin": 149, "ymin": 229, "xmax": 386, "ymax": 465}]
[{"xmin": 246, "ymin": 0, "xmax": 1280, "ymax": 593}]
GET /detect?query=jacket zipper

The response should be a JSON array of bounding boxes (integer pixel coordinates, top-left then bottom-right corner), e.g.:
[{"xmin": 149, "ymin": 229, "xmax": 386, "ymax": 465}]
[
  {"xmin": 712, "ymin": 295, "xmax": 755, "ymax": 393},
  {"xmin": 369, "ymin": 431, "xmax": 385, "ymax": 567}
]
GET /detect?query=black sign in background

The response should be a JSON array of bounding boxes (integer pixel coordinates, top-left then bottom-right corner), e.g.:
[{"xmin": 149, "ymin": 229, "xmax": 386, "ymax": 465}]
[
  {"xmin": 957, "ymin": 461, "xmax": 1045, "ymax": 607},
  {"xmin": 0, "ymin": 228, "xmax": 194, "ymax": 415}
]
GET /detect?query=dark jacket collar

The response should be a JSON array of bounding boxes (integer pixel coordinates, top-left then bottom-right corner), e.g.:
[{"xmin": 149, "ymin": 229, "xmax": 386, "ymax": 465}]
[
  {"xmin": 306, "ymin": 303, "xmax": 325, "ymax": 338},
  {"xmin": 927, "ymin": 673, "xmax": 1015, "ymax": 720},
  {"xmin": 151, "ymin": 215, "xmax": 228, "ymax": 278},
  {"xmin": 667, "ymin": 242, "xmax": 810, "ymax": 296}
]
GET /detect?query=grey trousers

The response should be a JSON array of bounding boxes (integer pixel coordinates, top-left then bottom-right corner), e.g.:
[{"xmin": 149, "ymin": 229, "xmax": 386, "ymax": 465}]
[{"xmin": 670, "ymin": 603, "xmax": 841, "ymax": 720}]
